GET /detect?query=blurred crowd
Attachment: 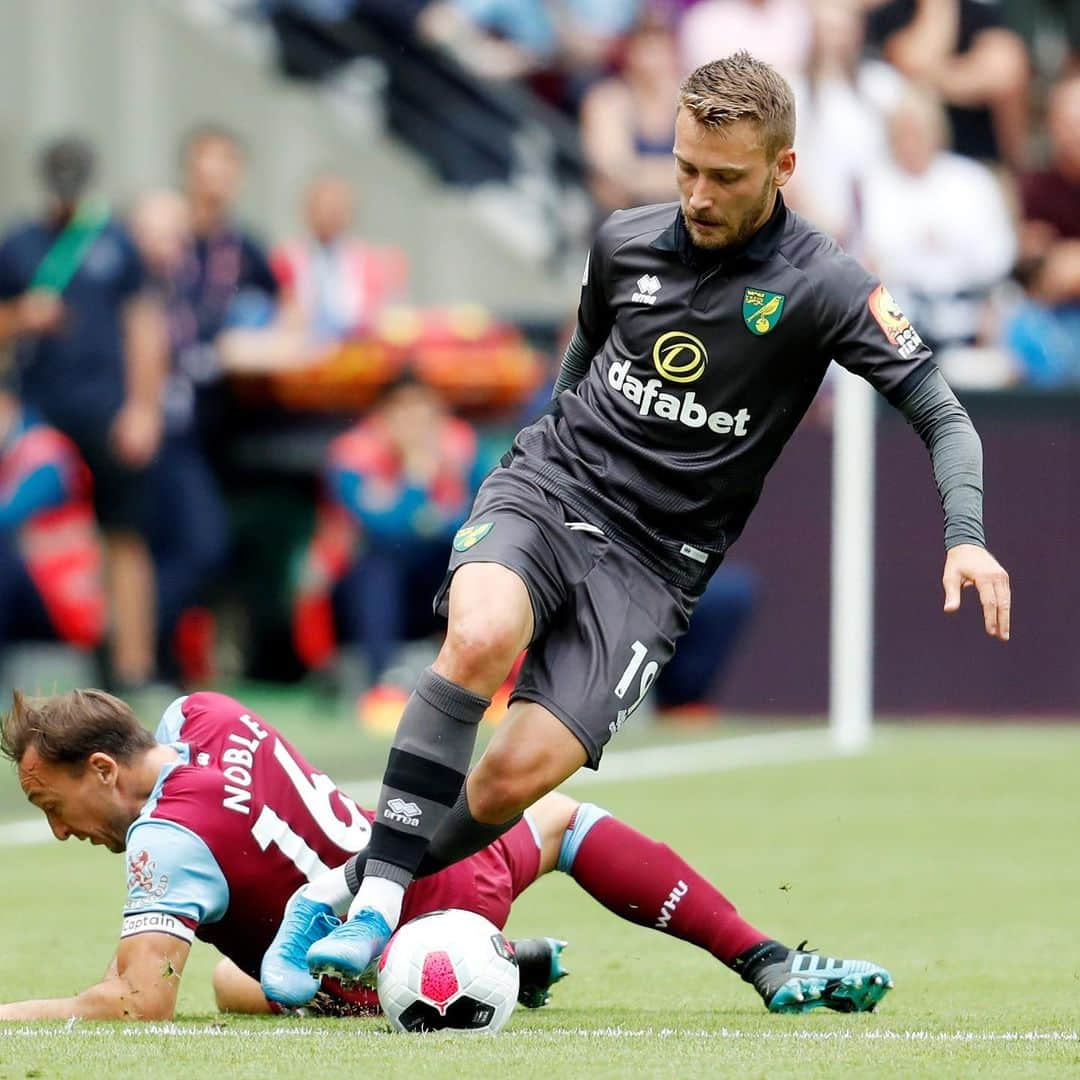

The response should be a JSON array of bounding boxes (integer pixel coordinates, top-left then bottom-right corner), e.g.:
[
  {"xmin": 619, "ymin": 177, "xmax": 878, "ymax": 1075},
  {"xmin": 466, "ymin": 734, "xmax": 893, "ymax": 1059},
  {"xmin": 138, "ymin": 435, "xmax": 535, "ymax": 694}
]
[
  {"xmin": 0, "ymin": 0, "xmax": 1077, "ymax": 719},
  {"xmin": 0, "ymin": 124, "xmax": 752, "ymax": 720}
]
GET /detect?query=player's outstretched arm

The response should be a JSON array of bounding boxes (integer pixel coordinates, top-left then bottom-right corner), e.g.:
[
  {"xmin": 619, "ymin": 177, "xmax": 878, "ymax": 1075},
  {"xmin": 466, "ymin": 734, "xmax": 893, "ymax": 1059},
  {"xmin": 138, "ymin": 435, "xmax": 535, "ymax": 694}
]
[
  {"xmin": 0, "ymin": 932, "xmax": 189, "ymax": 1021},
  {"xmin": 943, "ymin": 543, "xmax": 1011, "ymax": 641}
]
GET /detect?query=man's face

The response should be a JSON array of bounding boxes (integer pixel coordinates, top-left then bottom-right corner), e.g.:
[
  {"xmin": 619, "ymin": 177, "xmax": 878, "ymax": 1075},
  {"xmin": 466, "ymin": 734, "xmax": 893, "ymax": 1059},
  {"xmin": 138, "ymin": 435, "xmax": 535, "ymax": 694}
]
[
  {"xmin": 674, "ymin": 109, "xmax": 794, "ymax": 250},
  {"xmin": 306, "ymin": 178, "xmax": 354, "ymax": 244},
  {"xmin": 381, "ymin": 383, "xmax": 444, "ymax": 453},
  {"xmin": 130, "ymin": 191, "xmax": 191, "ymax": 276},
  {"xmin": 185, "ymin": 136, "xmax": 242, "ymax": 208},
  {"xmin": 18, "ymin": 747, "xmax": 135, "ymax": 853},
  {"xmin": 887, "ymin": 102, "xmax": 938, "ymax": 177}
]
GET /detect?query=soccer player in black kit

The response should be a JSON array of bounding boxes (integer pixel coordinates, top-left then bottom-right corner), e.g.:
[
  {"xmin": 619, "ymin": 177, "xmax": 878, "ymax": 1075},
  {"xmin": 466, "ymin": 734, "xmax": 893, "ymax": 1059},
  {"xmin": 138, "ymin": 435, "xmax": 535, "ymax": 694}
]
[{"xmin": 262, "ymin": 51, "xmax": 1011, "ymax": 1014}]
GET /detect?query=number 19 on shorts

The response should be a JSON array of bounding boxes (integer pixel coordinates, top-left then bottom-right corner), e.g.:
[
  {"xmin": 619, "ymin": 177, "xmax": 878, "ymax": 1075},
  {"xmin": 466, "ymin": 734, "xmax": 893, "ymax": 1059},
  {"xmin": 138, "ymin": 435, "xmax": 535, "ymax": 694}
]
[{"xmin": 611, "ymin": 640, "xmax": 659, "ymax": 736}]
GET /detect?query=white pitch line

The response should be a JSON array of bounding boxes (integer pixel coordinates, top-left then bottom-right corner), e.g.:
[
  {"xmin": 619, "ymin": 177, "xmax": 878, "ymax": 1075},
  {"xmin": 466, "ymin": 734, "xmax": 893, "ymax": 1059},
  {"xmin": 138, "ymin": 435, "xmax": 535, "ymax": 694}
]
[
  {"xmin": 0, "ymin": 728, "xmax": 836, "ymax": 848},
  {"xmin": 0, "ymin": 1025, "xmax": 1074, "ymax": 1043}
]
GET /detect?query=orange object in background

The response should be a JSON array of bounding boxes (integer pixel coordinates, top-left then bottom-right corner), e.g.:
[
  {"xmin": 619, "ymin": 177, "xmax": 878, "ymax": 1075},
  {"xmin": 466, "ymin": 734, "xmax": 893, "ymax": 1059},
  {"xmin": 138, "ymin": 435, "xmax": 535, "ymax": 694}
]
[
  {"xmin": 241, "ymin": 304, "xmax": 544, "ymax": 414},
  {"xmin": 357, "ymin": 652, "xmax": 525, "ymax": 736}
]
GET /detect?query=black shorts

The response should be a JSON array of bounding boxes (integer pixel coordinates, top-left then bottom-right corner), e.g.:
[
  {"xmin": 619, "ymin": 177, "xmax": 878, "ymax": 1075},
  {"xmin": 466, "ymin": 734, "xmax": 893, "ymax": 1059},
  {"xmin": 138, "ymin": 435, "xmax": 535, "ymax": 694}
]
[
  {"xmin": 61, "ymin": 418, "xmax": 154, "ymax": 536},
  {"xmin": 435, "ymin": 466, "xmax": 696, "ymax": 768}
]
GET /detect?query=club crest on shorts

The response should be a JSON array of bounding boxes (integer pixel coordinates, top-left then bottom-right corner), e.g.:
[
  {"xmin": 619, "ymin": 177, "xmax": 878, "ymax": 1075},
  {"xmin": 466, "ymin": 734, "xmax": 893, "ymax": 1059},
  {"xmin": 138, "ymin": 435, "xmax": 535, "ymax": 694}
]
[
  {"xmin": 743, "ymin": 288, "xmax": 786, "ymax": 336},
  {"xmin": 453, "ymin": 521, "xmax": 494, "ymax": 552}
]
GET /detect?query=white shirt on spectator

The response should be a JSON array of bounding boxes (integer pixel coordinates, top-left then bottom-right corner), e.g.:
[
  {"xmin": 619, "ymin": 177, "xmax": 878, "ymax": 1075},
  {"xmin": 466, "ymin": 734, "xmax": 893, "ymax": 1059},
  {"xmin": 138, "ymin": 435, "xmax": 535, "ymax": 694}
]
[
  {"xmin": 678, "ymin": 0, "xmax": 814, "ymax": 79},
  {"xmin": 790, "ymin": 62, "xmax": 902, "ymax": 252},
  {"xmin": 862, "ymin": 152, "xmax": 1017, "ymax": 347}
]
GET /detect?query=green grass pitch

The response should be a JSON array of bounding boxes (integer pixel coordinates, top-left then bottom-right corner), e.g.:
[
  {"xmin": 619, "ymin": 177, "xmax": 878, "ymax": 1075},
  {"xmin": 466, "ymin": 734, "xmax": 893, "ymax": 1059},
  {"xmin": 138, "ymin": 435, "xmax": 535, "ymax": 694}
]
[{"xmin": 0, "ymin": 721, "xmax": 1077, "ymax": 1078}]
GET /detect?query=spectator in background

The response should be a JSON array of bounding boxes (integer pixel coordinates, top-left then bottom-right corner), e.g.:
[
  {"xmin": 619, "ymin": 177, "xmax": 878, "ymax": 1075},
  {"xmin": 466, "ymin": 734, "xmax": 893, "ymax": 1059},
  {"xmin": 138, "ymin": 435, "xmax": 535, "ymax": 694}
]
[
  {"xmin": 417, "ymin": 0, "xmax": 559, "ymax": 81},
  {"xmin": 678, "ymin": 0, "xmax": 815, "ymax": 82},
  {"xmin": 271, "ymin": 173, "xmax": 408, "ymax": 348},
  {"xmin": 861, "ymin": 87, "xmax": 1016, "ymax": 357},
  {"xmin": 1008, "ymin": 73, "xmax": 1080, "ymax": 384},
  {"xmin": 999, "ymin": 0, "xmax": 1080, "ymax": 76},
  {"xmin": 417, "ymin": 0, "xmax": 639, "ymax": 94},
  {"xmin": 863, "ymin": 0, "xmax": 1030, "ymax": 168},
  {"xmin": 0, "ymin": 389, "xmax": 105, "ymax": 657},
  {"xmin": 785, "ymin": 0, "xmax": 903, "ymax": 250},
  {"xmin": 0, "ymin": 136, "xmax": 166, "ymax": 692},
  {"xmin": 129, "ymin": 190, "xmax": 231, "ymax": 685},
  {"xmin": 579, "ymin": 14, "xmax": 681, "ymax": 215},
  {"xmin": 176, "ymin": 125, "xmax": 281, "ymax": 443},
  {"xmin": 294, "ymin": 373, "xmax": 487, "ymax": 707}
]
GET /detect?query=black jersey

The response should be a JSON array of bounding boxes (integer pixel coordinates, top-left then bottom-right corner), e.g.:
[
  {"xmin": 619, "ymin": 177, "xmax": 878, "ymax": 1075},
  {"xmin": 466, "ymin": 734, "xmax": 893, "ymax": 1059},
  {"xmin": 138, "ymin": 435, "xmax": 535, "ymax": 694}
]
[{"xmin": 507, "ymin": 195, "xmax": 933, "ymax": 589}]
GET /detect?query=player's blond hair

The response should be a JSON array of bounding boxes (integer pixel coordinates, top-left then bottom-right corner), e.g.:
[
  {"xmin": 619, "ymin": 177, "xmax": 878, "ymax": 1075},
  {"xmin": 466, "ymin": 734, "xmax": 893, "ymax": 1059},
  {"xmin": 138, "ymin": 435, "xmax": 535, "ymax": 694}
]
[
  {"xmin": 678, "ymin": 51, "xmax": 796, "ymax": 159},
  {"xmin": 0, "ymin": 689, "xmax": 155, "ymax": 770}
]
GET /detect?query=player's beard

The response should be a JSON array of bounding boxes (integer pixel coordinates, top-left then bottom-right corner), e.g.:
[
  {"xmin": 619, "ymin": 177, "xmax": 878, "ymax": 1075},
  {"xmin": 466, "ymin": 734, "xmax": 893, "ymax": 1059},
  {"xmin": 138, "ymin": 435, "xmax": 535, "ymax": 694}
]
[
  {"xmin": 102, "ymin": 808, "xmax": 135, "ymax": 853},
  {"xmin": 682, "ymin": 173, "xmax": 776, "ymax": 252}
]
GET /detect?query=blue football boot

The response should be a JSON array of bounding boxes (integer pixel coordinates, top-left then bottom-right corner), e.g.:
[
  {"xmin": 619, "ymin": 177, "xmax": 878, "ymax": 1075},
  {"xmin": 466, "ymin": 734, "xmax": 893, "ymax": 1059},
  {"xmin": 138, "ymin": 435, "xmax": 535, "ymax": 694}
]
[
  {"xmin": 261, "ymin": 888, "xmax": 342, "ymax": 1007},
  {"xmin": 306, "ymin": 907, "xmax": 392, "ymax": 986}
]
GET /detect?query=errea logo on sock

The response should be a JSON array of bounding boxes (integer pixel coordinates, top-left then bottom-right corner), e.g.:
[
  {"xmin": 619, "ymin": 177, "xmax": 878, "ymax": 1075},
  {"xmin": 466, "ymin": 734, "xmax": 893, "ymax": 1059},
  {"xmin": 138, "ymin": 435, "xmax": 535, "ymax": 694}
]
[{"xmin": 384, "ymin": 798, "xmax": 422, "ymax": 827}]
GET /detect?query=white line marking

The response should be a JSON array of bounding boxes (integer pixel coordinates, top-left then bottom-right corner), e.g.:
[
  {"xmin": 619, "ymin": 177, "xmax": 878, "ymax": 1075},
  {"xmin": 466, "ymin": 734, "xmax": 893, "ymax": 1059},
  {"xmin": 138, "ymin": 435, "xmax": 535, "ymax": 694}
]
[
  {"xmin": 0, "ymin": 729, "xmax": 835, "ymax": 848},
  {"xmin": 0, "ymin": 1025, "xmax": 1074, "ymax": 1043}
]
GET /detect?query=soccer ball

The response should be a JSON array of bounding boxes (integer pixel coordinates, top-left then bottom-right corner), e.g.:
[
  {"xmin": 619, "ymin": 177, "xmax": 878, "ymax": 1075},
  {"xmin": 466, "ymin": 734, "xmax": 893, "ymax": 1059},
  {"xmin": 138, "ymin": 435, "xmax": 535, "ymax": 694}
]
[{"xmin": 376, "ymin": 908, "xmax": 519, "ymax": 1033}]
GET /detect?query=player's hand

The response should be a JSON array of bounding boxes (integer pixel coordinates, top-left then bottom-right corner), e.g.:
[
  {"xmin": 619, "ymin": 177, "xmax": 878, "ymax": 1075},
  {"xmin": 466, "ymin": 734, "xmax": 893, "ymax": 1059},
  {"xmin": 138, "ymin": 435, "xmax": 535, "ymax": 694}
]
[
  {"xmin": 942, "ymin": 543, "xmax": 1011, "ymax": 641},
  {"xmin": 16, "ymin": 290, "xmax": 65, "ymax": 335},
  {"xmin": 110, "ymin": 400, "xmax": 163, "ymax": 468}
]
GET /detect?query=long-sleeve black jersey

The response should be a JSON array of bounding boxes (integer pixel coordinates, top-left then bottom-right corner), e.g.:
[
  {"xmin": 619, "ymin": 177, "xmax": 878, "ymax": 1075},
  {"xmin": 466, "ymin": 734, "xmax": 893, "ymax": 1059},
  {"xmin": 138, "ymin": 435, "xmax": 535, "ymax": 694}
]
[{"xmin": 507, "ymin": 195, "xmax": 982, "ymax": 590}]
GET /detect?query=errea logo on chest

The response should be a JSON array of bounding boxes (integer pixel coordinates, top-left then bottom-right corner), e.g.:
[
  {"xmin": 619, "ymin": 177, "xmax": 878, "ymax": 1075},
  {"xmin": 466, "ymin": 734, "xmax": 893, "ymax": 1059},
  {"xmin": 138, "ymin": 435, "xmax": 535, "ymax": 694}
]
[{"xmin": 632, "ymin": 274, "xmax": 662, "ymax": 305}]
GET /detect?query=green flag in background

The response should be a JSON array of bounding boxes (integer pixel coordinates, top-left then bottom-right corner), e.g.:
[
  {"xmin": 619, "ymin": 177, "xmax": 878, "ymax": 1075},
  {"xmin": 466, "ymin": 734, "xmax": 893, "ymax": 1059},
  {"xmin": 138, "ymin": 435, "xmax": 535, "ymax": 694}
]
[{"xmin": 30, "ymin": 199, "xmax": 110, "ymax": 294}]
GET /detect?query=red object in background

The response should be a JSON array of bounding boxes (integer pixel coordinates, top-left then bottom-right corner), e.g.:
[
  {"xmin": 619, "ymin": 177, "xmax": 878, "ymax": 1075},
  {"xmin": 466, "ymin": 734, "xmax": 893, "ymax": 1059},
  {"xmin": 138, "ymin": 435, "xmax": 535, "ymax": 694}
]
[
  {"xmin": 173, "ymin": 607, "xmax": 217, "ymax": 686},
  {"xmin": 4, "ymin": 425, "xmax": 105, "ymax": 649},
  {"xmin": 293, "ymin": 505, "xmax": 358, "ymax": 671}
]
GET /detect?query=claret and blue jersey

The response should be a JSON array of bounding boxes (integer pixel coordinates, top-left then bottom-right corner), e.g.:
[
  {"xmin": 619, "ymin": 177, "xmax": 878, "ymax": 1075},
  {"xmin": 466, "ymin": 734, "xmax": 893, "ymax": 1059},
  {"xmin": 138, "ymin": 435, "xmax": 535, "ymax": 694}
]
[
  {"xmin": 120, "ymin": 694, "xmax": 543, "ymax": 984},
  {"xmin": 121, "ymin": 693, "xmax": 373, "ymax": 979}
]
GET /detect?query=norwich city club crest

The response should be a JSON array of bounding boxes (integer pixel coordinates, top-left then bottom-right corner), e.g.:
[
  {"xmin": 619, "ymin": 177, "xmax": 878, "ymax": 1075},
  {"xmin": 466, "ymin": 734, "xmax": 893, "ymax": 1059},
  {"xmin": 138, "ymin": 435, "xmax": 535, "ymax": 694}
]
[
  {"xmin": 453, "ymin": 521, "xmax": 494, "ymax": 552},
  {"xmin": 742, "ymin": 288, "xmax": 786, "ymax": 336}
]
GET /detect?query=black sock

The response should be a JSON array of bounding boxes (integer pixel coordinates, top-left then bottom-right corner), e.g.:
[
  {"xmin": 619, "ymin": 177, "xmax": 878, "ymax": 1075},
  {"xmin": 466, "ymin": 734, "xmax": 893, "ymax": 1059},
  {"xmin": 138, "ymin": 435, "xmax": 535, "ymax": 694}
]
[
  {"xmin": 363, "ymin": 668, "xmax": 489, "ymax": 888},
  {"xmin": 731, "ymin": 939, "xmax": 790, "ymax": 982}
]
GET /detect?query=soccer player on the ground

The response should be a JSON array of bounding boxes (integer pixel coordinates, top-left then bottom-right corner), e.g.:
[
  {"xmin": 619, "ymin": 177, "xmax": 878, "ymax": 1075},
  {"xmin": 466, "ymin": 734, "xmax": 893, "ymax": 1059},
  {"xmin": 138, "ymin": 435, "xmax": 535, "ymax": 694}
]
[
  {"xmin": 270, "ymin": 50, "xmax": 1010, "ymax": 1001},
  {"xmin": 0, "ymin": 689, "xmax": 890, "ymax": 1021}
]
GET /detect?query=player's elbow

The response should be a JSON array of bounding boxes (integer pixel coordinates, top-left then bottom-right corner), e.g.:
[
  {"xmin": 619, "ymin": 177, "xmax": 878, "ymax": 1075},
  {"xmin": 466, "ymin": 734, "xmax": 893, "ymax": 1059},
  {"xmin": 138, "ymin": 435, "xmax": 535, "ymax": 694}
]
[
  {"xmin": 123, "ymin": 986, "xmax": 177, "ymax": 1022},
  {"xmin": 131, "ymin": 1000, "xmax": 176, "ymax": 1022},
  {"xmin": 978, "ymin": 30, "xmax": 1029, "ymax": 100},
  {"xmin": 113, "ymin": 974, "xmax": 179, "ymax": 1022}
]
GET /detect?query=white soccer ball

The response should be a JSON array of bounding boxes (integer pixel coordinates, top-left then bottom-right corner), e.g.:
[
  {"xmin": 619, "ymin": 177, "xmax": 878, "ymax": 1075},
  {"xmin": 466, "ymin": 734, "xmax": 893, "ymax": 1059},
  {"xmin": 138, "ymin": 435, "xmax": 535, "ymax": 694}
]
[{"xmin": 376, "ymin": 908, "xmax": 520, "ymax": 1034}]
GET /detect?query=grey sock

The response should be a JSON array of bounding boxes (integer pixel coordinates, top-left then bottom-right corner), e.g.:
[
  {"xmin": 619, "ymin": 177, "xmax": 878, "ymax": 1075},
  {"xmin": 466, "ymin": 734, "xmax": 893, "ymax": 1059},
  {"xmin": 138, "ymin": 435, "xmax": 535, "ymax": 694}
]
[
  {"xmin": 365, "ymin": 668, "xmax": 490, "ymax": 878},
  {"xmin": 417, "ymin": 787, "xmax": 523, "ymax": 878}
]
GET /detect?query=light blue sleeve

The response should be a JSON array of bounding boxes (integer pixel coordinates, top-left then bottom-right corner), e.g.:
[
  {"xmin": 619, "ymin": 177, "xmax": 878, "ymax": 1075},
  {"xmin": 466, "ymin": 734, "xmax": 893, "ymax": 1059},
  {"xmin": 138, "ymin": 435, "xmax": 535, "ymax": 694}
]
[
  {"xmin": 123, "ymin": 819, "xmax": 229, "ymax": 929},
  {"xmin": 154, "ymin": 696, "xmax": 187, "ymax": 744}
]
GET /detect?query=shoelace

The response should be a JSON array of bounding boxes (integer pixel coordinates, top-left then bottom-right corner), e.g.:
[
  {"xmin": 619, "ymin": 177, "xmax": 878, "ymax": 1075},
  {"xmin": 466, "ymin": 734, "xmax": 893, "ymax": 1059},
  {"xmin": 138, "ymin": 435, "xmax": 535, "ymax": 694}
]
[{"xmin": 283, "ymin": 911, "xmax": 339, "ymax": 963}]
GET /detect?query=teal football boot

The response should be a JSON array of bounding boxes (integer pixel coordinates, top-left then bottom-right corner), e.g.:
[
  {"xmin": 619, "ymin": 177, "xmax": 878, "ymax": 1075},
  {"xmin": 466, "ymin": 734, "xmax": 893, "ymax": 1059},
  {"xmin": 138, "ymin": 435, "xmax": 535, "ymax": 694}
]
[{"xmin": 753, "ymin": 942, "xmax": 893, "ymax": 1013}]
